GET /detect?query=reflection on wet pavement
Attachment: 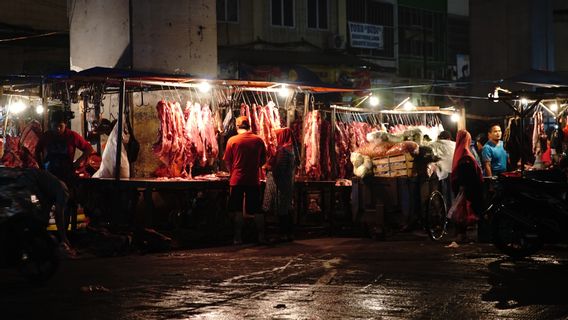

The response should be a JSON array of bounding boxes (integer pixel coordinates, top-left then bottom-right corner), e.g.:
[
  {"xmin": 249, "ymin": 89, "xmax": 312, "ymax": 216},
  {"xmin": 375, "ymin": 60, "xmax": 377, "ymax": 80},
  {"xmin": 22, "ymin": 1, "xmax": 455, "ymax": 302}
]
[{"xmin": 1, "ymin": 239, "xmax": 568, "ymax": 319}]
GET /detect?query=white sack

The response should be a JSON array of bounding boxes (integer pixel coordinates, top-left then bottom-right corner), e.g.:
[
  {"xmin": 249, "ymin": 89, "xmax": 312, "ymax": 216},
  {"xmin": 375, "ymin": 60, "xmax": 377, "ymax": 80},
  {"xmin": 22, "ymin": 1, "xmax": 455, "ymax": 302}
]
[{"xmin": 93, "ymin": 124, "xmax": 130, "ymax": 178}]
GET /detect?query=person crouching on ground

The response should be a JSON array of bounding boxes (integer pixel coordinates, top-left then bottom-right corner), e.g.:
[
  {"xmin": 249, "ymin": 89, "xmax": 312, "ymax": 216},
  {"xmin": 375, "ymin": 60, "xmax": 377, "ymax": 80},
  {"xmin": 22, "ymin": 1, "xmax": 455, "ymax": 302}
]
[
  {"xmin": 20, "ymin": 168, "xmax": 75, "ymax": 256},
  {"xmin": 223, "ymin": 116, "xmax": 267, "ymax": 244}
]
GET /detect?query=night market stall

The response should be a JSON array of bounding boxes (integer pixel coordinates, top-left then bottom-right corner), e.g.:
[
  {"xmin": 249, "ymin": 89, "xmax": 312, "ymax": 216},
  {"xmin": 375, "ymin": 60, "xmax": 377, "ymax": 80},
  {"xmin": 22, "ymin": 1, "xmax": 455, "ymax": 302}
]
[
  {"xmin": 1, "ymin": 67, "xmax": 364, "ymax": 245},
  {"xmin": 1, "ymin": 68, "xmax": 471, "ymax": 245},
  {"xmin": 326, "ymin": 102, "xmax": 465, "ymax": 237}
]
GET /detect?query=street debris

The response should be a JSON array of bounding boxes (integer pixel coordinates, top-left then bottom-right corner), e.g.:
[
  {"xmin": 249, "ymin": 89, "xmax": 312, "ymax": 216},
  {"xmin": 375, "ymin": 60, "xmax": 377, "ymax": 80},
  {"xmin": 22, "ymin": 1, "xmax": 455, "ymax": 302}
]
[
  {"xmin": 445, "ymin": 241, "xmax": 460, "ymax": 248},
  {"xmin": 80, "ymin": 285, "xmax": 111, "ymax": 293}
]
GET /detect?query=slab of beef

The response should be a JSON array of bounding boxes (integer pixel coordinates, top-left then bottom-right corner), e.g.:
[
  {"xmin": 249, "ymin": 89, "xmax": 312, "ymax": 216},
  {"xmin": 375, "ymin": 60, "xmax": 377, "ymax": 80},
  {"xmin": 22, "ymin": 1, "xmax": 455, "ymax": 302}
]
[
  {"xmin": 251, "ymin": 104, "xmax": 261, "ymax": 134},
  {"xmin": 304, "ymin": 111, "xmax": 322, "ymax": 180},
  {"xmin": 20, "ymin": 120, "xmax": 42, "ymax": 157},
  {"xmin": 320, "ymin": 118, "xmax": 332, "ymax": 180},
  {"xmin": 200, "ymin": 105, "xmax": 219, "ymax": 166},
  {"xmin": 152, "ymin": 101, "xmax": 189, "ymax": 177},
  {"xmin": 335, "ymin": 122, "xmax": 351, "ymax": 179}
]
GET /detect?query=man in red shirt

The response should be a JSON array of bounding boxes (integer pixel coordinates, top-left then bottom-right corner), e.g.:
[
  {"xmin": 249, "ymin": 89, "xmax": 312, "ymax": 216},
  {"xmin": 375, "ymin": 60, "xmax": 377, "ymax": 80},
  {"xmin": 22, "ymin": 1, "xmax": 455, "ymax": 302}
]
[
  {"xmin": 36, "ymin": 110, "xmax": 93, "ymax": 252},
  {"xmin": 36, "ymin": 111, "xmax": 93, "ymax": 184},
  {"xmin": 224, "ymin": 116, "xmax": 267, "ymax": 244}
]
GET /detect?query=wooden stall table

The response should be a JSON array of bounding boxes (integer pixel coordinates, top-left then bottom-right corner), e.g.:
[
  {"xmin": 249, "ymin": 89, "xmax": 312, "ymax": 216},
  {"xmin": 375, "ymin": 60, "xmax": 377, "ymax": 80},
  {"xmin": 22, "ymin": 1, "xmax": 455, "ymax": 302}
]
[
  {"xmin": 294, "ymin": 180, "xmax": 351, "ymax": 235},
  {"xmin": 351, "ymin": 176, "xmax": 419, "ymax": 238},
  {"xmin": 78, "ymin": 177, "xmax": 230, "ymax": 229}
]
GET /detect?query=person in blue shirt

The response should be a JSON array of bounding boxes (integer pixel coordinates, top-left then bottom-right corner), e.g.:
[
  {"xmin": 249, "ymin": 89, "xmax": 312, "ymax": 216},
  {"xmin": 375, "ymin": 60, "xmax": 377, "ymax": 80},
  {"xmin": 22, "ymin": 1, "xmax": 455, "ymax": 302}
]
[{"xmin": 482, "ymin": 124, "xmax": 508, "ymax": 177}]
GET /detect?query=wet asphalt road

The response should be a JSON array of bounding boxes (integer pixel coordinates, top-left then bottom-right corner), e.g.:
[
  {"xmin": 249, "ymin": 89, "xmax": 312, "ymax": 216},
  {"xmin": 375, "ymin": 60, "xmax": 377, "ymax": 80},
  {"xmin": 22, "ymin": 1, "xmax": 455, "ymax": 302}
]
[{"xmin": 2, "ymin": 237, "xmax": 568, "ymax": 320}]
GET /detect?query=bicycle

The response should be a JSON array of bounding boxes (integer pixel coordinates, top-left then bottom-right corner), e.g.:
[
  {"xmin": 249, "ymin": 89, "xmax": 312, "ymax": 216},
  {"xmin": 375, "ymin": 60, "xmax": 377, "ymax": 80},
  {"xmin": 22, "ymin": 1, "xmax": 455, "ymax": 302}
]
[
  {"xmin": 425, "ymin": 176, "xmax": 499, "ymax": 241},
  {"xmin": 424, "ymin": 189, "xmax": 449, "ymax": 241}
]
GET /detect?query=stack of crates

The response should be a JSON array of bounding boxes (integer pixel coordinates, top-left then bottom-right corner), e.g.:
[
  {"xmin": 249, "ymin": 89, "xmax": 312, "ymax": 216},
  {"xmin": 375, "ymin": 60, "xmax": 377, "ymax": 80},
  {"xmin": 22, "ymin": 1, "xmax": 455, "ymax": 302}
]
[{"xmin": 372, "ymin": 153, "xmax": 414, "ymax": 177}]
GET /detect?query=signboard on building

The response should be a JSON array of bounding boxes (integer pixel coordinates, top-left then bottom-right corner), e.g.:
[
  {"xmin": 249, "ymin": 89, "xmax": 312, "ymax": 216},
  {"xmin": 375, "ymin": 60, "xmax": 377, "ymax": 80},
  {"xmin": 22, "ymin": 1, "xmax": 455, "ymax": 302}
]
[{"xmin": 348, "ymin": 22, "xmax": 383, "ymax": 50}]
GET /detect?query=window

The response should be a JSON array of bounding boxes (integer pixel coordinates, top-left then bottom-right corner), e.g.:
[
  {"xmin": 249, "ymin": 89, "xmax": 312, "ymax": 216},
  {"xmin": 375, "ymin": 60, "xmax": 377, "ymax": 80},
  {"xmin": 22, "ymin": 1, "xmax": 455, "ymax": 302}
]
[
  {"xmin": 398, "ymin": 7, "xmax": 446, "ymax": 61},
  {"xmin": 271, "ymin": 0, "xmax": 294, "ymax": 27},
  {"xmin": 217, "ymin": 0, "xmax": 239, "ymax": 22},
  {"xmin": 308, "ymin": 0, "xmax": 328, "ymax": 29}
]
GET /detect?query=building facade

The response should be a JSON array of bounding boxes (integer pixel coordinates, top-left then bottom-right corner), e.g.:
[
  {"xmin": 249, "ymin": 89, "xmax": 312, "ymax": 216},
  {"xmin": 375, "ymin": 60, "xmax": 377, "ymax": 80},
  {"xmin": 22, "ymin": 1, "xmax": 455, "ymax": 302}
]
[
  {"xmin": 469, "ymin": 0, "xmax": 568, "ymax": 117},
  {"xmin": 1, "ymin": 0, "xmax": 472, "ymax": 110},
  {"xmin": 217, "ymin": 0, "xmax": 469, "ymax": 108}
]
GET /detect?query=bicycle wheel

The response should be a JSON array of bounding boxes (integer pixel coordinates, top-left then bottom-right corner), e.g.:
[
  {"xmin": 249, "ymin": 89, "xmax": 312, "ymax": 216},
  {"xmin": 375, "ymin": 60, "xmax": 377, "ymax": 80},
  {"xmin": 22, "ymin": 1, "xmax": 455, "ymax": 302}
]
[{"xmin": 426, "ymin": 190, "xmax": 448, "ymax": 241}]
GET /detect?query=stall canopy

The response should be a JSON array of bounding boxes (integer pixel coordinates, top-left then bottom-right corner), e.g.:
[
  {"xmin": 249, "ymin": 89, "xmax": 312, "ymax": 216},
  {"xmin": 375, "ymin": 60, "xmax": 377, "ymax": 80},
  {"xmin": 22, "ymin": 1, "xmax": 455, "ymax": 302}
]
[{"xmin": 43, "ymin": 67, "xmax": 359, "ymax": 93}]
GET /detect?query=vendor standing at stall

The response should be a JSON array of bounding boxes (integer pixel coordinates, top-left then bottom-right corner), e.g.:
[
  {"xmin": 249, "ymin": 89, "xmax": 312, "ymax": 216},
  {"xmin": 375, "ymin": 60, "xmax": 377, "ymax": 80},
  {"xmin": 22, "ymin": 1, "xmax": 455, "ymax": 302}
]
[
  {"xmin": 35, "ymin": 110, "xmax": 94, "ymax": 233},
  {"xmin": 482, "ymin": 124, "xmax": 508, "ymax": 177},
  {"xmin": 223, "ymin": 116, "xmax": 267, "ymax": 245}
]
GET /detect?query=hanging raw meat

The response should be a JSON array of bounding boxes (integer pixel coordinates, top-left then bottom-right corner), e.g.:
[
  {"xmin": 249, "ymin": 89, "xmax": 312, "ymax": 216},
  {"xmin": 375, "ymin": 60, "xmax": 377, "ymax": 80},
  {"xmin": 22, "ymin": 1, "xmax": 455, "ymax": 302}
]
[
  {"xmin": 1, "ymin": 136, "xmax": 23, "ymax": 168},
  {"xmin": 200, "ymin": 105, "xmax": 219, "ymax": 166},
  {"xmin": 251, "ymin": 104, "xmax": 261, "ymax": 134},
  {"xmin": 185, "ymin": 102, "xmax": 204, "ymax": 169},
  {"xmin": 320, "ymin": 118, "xmax": 332, "ymax": 179},
  {"xmin": 240, "ymin": 103, "xmax": 251, "ymax": 128},
  {"xmin": 153, "ymin": 101, "xmax": 189, "ymax": 177},
  {"xmin": 304, "ymin": 111, "xmax": 322, "ymax": 180},
  {"xmin": 272, "ymin": 105, "xmax": 282, "ymax": 129},
  {"xmin": 258, "ymin": 105, "xmax": 277, "ymax": 159},
  {"xmin": 20, "ymin": 120, "xmax": 42, "ymax": 156},
  {"xmin": 335, "ymin": 122, "xmax": 352, "ymax": 179},
  {"xmin": 153, "ymin": 100, "xmax": 176, "ymax": 168}
]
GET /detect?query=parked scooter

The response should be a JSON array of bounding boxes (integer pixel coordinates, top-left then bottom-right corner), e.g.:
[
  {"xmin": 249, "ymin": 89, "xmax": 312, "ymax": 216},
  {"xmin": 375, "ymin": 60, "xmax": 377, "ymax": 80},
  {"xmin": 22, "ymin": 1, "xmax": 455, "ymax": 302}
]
[
  {"xmin": 0, "ymin": 167, "xmax": 59, "ymax": 283},
  {"xmin": 488, "ymin": 170, "xmax": 568, "ymax": 258}
]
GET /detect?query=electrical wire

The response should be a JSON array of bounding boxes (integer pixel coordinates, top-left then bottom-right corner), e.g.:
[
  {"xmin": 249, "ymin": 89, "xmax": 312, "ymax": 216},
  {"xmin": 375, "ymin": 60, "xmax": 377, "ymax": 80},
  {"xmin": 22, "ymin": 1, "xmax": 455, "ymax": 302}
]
[{"xmin": 0, "ymin": 31, "xmax": 64, "ymax": 43}]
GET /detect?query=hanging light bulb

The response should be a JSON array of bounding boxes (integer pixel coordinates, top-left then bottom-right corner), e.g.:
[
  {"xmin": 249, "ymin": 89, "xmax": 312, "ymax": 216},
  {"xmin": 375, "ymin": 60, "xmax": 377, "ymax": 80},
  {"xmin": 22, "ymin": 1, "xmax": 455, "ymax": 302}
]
[
  {"xmin": 451, "ymin": 113, "xmax": 460, "ymax": 122},
  {"xmin": 278, "ymin": 86, "xmax": 291, "ymax": 98},
  {"xmin": 198, "ymin": 81, "xmax": 211, "ymax": 93},
  {"xmin": 9, "ymin": 101, "xmax": 27, "ymax": 114},
  {"xmin": 520, "ymin": 98, "xmax": 529, "ymax": 105},
  {"xmin": 403, "ymin": 101, "xmax": 415, "ymax": 111},
  {"xmin": 36, "ymin": 104, "xmax": 44, "ymax": 114},
  {"xmin": 550, "ymin": 103, "xmax": 559, "ymax": 112},
  {"xmin": 369, "ymin": 96, "xmax": 379, "ymax": 107}
]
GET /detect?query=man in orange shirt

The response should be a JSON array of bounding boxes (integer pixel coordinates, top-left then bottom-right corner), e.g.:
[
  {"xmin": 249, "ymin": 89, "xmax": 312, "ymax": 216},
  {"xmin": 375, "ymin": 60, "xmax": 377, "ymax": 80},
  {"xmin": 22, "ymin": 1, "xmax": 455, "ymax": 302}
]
[{"xmin": 224, "ymin": 116, "xmax": 267, "ymax": 244}]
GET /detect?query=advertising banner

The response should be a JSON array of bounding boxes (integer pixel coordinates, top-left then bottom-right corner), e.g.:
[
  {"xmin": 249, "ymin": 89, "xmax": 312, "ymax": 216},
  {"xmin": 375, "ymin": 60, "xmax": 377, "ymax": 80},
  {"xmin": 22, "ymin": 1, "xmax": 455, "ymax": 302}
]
[{"xmin": 348, "ymin": 22, "xmax": 383, "ymax": 50}]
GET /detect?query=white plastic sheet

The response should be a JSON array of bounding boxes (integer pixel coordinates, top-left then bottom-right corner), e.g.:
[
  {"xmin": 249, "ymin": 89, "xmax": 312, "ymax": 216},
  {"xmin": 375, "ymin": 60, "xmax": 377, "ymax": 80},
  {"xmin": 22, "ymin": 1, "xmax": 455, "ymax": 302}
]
[{"xmin": 93, "ymin": 124, "xmax": 130, "ymax": 178}]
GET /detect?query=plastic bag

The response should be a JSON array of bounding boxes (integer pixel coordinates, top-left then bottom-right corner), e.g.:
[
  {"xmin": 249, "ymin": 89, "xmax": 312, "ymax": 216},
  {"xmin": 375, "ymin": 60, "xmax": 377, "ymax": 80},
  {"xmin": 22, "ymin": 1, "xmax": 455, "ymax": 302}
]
[
  {"xmin": 385, "ymin": 141, "xmax": 419, "ymax": 156},
  {"xmin": 447, "ymin": 189, "xmax": 478, "ymax": 226},
  {"xmin": 93, "ymin": 124, "xmax": 130, "ymax": 178}
]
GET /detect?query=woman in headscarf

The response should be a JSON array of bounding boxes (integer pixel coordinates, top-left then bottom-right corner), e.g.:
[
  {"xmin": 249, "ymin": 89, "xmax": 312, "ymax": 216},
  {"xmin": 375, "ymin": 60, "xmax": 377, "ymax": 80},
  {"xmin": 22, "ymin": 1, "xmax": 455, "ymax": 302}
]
[
  {"xmin": 268, "ymin": 127, "xmax": 300, "ymax": 241},
  {"xmin": 450, "ymin": 129, "xmax": 484, "ymax": 241}
]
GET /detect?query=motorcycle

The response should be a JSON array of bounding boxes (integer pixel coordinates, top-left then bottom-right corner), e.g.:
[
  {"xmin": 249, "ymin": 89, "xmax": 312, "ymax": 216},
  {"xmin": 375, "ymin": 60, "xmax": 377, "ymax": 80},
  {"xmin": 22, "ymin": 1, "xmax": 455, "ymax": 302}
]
[
  {"xmin": 0, "ymin": 167, "xmax": 59, "ymax": 284},
  {"xmin": 488, "ymin": 170, "xmax": 568, "ymax": 258}
]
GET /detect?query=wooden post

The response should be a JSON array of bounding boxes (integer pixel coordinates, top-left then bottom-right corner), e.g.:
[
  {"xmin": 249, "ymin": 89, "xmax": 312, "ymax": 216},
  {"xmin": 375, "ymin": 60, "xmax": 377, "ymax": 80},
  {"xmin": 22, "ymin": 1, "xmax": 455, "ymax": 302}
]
[
  {"xmin": 115, "ymin": 80, "xmax": 125, "ymax": 181},
  {"xmin": 458, "ymin": 107, "xmax": 466, "ymax": 130},
  {"xmin": 82, "ymin": 93, "xmax": 89, "ymax": 139},
  {"xmin": 300, "ymin": 93, "xmax": 310, "ymax": 177},
  {"xmin": 330, "ymin": 105, "xmax": 337, "ymax": 179},
  {"xmin": 41, "ymin": 80, "xmax": 49, "ymax": 131}
]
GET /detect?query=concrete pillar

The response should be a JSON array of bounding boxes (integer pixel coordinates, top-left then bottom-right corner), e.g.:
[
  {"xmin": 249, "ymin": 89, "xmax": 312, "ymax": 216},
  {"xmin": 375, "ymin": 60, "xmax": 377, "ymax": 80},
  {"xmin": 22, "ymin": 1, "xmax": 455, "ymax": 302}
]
[
  {"xmin": 69, "ymin": 0, "xmax": 130, "ymax": 71},
  {"xmin": 69, "ymin": 0, "xmax": 217, "ymax": 77},
  {"xmin": 131, "ymin": 0, "xmax": 217, "ymax": 77}
]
